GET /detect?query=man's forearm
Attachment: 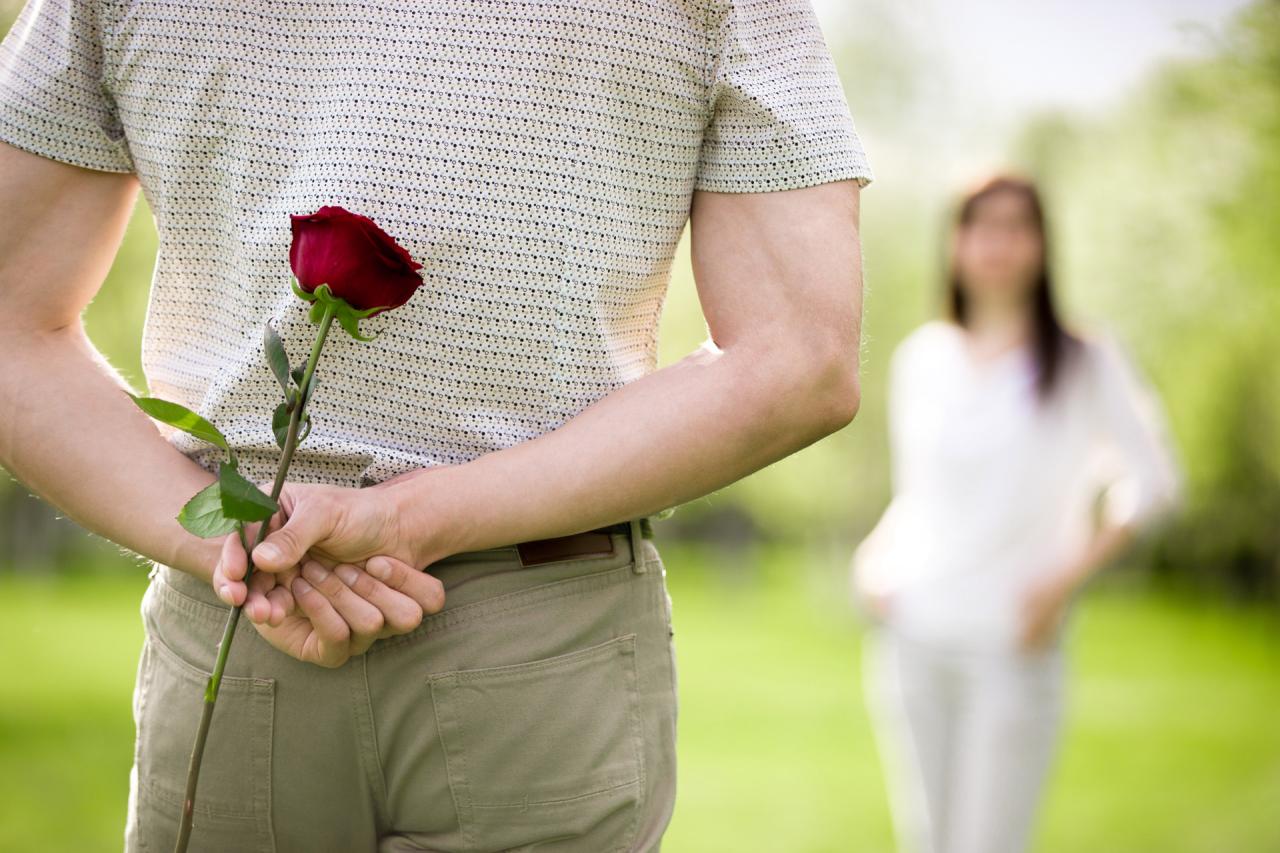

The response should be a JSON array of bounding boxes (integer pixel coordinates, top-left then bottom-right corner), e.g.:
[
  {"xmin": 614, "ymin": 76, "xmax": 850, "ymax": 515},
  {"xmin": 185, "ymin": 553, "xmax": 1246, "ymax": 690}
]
[
  {"xmin": 0, "ymin": 325, "xmax": 222, "ymax": 581},
  {"xmin": 391, "ymin": 337, "xmax": 859, "ymax": 564}
]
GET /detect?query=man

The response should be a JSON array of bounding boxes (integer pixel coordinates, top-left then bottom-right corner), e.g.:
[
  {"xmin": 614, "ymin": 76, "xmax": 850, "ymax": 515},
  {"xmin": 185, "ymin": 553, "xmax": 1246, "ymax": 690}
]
[{"xmin": 0, "ymin": 0, "xmax": 873, "ymax": 849}]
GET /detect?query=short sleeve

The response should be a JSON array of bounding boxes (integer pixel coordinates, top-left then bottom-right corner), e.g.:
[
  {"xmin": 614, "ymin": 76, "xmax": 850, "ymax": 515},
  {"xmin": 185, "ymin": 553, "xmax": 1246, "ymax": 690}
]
[
  {"xmin": 694, "ymin": 0, "xmax": 874, "ymax": 193},
  {"xmin": 0, "ymin": 0, "xmax": 134, "ymax": 173},
  {"xmin": 1087, "ymin": 333, "xmax": 1183, "ymax": 530}
]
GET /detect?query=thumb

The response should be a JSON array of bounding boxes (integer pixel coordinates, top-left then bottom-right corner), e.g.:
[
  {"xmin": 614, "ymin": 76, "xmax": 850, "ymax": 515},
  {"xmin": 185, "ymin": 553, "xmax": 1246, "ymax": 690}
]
[{"xmin": 252, "ymin": 494, "xmax": 333, "ymax": 572}]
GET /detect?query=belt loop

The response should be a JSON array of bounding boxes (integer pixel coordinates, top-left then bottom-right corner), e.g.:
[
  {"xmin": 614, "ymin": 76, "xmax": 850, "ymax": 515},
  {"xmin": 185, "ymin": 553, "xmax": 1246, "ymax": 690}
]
[{"xmin": 628, "ymin": 516, "xmax": 648, "ymax": 574}]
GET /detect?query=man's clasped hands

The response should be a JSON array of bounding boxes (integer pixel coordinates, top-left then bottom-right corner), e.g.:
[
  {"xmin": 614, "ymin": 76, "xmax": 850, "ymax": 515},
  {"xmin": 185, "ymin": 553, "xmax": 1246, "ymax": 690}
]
[{"xmin": 208, "ymin": 467, "xmax": 454, "ymax": 669}]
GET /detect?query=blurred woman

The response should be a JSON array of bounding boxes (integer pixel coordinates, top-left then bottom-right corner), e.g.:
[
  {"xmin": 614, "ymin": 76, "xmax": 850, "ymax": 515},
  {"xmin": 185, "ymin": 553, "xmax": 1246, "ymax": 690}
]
[{"xmin": 851, "ymin": 173, "xmax": 1182, "ymax": 853}]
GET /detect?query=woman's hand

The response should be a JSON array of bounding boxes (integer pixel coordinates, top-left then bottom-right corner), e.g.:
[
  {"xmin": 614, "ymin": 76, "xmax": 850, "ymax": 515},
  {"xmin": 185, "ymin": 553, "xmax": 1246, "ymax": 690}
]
[
  {"xmin": 1016, "ymin": 573, "xmax": 1073, "ymax": 652},
  {"xmin": 848, "ymin": 545, "xmax": 894, "ymax": 624}
]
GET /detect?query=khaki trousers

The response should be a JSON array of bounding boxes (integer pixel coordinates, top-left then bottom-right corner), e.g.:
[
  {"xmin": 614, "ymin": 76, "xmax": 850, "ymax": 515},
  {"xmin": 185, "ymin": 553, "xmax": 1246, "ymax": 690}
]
[{"xmin": 123, "ymin": 525, "xmax": 678, "ymax": 852}]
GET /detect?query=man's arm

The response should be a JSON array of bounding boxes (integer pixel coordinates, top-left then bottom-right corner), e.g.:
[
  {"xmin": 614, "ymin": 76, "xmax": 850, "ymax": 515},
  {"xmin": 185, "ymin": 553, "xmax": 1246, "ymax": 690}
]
[
  {"xmin": 0, "ymin": 141, "xmax": 221, "ymax": 582},
  {"xmin": 380, "ymin": 180, "xmax": 865, "ymax": 566}
]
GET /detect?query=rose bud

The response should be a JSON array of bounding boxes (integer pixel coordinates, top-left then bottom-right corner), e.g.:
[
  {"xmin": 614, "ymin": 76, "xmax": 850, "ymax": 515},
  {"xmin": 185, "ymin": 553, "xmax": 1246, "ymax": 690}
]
[{"xmin": 289, "ymin": 205, "xmax": 424, "ymax": 316}]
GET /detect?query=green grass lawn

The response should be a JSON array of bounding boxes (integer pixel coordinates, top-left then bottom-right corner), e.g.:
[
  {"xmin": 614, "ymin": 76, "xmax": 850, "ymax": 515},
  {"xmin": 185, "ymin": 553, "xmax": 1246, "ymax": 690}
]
[{"xmin": 1, "ymin": 545, "xmax": 1277, "ymax": 852}]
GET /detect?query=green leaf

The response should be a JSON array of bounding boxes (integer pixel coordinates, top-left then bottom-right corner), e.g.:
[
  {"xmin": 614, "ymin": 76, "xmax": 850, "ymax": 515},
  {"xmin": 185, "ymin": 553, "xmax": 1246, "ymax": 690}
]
[
  {"xmin": 264, "ymin": 320, "xmax": 291, "ymax": 396},
  {"xmin": 125, "ymin": 392, "xmax": 237, "ymax": 468},
  {"xmin": 272, "ymin": 401, "xmax": 291, "ymax": 449},
  {"xmin": 217, "ymin": 463, "xmax": 279, "ymax": 522},
  {"xmin": 297, "ymin": 412, "xmax": 313, "ymax": 443},
  {"xmin": 289, "ymin": 365, "xmax": 305, "ymax": 388},
  {"xmin": 176, "ymin": 479, "xmax": 241, "ymax": 538}
]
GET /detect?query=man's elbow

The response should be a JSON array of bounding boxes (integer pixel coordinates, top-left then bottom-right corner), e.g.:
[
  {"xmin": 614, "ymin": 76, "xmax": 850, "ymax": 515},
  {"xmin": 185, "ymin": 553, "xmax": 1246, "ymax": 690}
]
[
  {"xmin": 809, "ymin": 346, "xmax": 862, "ymax": 434},
  {"xmin": 741, "ymin": 330, "xmax": 861, "ymax": 440}
]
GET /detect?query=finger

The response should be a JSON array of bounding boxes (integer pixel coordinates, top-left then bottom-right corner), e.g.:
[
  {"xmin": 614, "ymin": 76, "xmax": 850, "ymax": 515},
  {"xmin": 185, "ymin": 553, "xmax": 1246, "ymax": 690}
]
[
  {"xmin": 290, "ymin": 576, "xmax": 351, "ymax": 668},
  {"xmin": 244, "ymin": 568, "xmax": 278, "ymax": 623},
  {"xmin": 220, "ymin": 516, "xmax": 274, "ymax": 581},
  {"xmin": 365, "ymin": 555, "xmax": 446, "ymax": 616},
  {"xmin": 300, "ymin": 559, "xmax": 386, "ymax": 650},
  {"xmin": 214, "ymin": 549, "xmax": 253, "ymax": 608},
  {"xmin": 219, "ymin": 532, "xmax": 247, "ymax": 581},
  {"xmin": 253, "ymin": 497, "xmax": 334, "ymax": 572},
  {"xmin": 331, "ymin": 563, "xmax": 424, "ymax": 636},
  {"xmin": 265, "ymin": 567, "xmax": 299, "ymax": 626},
  {"xmin": 213, "ymin": 532, "xmax": 251, "ymax": 606},
  {"xmin": 214, "ymin": 516, "xmax": 277, "ymax": 605},
  {"xmin": 265, "ymin": 585, "xmax": 293, "ymax": 626}
]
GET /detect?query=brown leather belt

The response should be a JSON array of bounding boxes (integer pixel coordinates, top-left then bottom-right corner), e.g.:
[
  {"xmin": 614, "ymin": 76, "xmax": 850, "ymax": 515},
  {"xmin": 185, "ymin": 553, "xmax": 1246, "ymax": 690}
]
[{"xmin": 514, "ymin": 517, "xmax": 653, "ymax": 567}]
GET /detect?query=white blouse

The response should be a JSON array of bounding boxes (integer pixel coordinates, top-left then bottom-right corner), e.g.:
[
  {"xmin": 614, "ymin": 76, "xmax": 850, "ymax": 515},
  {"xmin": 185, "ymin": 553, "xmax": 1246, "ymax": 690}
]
[{"xmin": 854, "ymin": 320, "xmax": 1182, "ymax": 650}]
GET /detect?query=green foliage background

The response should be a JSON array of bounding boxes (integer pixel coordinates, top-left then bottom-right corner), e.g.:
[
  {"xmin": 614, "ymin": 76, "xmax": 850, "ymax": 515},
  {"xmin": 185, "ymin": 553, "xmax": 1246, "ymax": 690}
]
[{"xmin": 1, "ymin": 1, "xmax": 1277, "ymax": 850}]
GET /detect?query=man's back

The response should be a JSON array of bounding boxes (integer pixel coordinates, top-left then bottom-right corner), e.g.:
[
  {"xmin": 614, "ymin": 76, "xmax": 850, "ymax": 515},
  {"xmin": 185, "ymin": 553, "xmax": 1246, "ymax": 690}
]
[{"xmin": 0, "ymin": 0, "xmax": 872, "ymax": 489}]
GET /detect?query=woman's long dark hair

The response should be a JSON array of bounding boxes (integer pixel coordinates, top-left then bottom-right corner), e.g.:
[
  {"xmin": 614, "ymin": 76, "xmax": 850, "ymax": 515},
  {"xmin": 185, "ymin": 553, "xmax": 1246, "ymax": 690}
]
[{"xmin": 945, "ymin": 173, "xmax": 1081, "ymax": 402}]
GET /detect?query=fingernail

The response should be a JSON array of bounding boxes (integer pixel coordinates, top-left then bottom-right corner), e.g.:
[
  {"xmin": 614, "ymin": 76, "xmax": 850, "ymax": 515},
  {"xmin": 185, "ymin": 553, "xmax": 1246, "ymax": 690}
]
[
  {"xmin": 366, "ymin": 559, "xmax": 390, "ymax": 580},
  {"xmin": 303, "ymin": 562, "xmax": 329, "ymax": 582},
  {"xmin": 293, "ymin": 577, "xmax": 312, "ymax": 594},
  {"xmin": 217, "ymin": 583, "xmax": 229, "ymax": 604},
  {"xmin": 335, "ymin": 565, "xmax": 359, "ymax": 586},
  {"xmin": 256, "ymin": 544, "xmax": 281, "ymax": 563}
]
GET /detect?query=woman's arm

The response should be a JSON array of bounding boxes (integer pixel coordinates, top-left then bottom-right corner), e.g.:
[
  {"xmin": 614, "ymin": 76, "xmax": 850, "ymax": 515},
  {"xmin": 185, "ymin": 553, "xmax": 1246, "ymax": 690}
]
[
  {"xmin": 1018, "ymin": 333, "xmax": 1183, "ymax": 649},
  {"xmin": 1019, "ymin": 517, "xmax": 1138, "ymax": 650},
  {"xmin": 1089, "ymin": 332, "xmax": 1184, "ymax": 531}
]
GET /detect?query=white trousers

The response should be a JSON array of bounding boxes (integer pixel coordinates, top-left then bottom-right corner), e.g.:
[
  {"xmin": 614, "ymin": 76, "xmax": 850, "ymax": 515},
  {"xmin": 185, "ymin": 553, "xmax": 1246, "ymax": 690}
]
[{"xmin": 862, "ymin": 627, "xmax": 1065, "ymax": 853}]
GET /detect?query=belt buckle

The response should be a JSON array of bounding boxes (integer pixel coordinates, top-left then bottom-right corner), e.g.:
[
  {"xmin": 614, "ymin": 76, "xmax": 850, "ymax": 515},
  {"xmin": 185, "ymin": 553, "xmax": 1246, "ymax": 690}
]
[{"xmin": 515, "ymin": 530, "xmax": 616, "ymax": 567}]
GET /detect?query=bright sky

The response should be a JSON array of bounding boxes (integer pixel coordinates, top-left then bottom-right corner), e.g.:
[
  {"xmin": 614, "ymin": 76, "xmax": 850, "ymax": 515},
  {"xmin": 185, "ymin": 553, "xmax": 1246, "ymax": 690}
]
[
  {"xmin": 811, "ymin": 0, "xmax": 1254, "ymax": 184},
  {"xmin": 816, "ymin": 0, "xmax": 1252, "ymax": 116}
]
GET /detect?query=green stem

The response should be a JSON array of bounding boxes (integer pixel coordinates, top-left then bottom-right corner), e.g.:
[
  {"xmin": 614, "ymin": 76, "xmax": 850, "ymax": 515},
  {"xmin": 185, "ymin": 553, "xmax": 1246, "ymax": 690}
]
[{"xmin": 174, "ymin": 300, "xmax": 337, "ymax": 853}]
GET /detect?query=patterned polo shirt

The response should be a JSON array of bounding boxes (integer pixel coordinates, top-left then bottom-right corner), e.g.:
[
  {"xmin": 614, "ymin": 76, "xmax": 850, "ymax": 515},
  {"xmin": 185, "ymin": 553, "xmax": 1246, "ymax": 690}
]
[{"xmin": 0, "ymin": 0, "xmax": 874, "ymax": 488}]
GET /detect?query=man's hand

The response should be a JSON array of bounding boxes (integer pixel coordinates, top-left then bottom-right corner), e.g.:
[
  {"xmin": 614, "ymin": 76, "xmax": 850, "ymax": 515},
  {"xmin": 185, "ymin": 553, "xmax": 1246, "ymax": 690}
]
[
  {"xmin": 210, "ymin": 475, "xmax": 447, "ymax": 666},
  {"xmin": 244, "ymin": 552, "xmax": 443, "ymax": 668}
]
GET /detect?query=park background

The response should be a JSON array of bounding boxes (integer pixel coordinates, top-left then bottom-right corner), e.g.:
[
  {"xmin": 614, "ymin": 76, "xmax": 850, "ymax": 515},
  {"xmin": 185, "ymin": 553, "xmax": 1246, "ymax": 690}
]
[{"xmin": 1, "ymin": 0, "xmax": 1277, "ymax": 850}]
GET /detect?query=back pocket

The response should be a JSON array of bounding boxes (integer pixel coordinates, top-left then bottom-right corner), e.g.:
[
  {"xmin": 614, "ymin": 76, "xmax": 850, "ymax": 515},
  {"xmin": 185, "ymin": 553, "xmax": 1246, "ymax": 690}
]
[
  {"xmin": 426, "ymin": 633, "xmax": 644, "ymax": 852},
  {"xmin": 134, "ymin": 630, "xmax": 276, "ymax": 853}
]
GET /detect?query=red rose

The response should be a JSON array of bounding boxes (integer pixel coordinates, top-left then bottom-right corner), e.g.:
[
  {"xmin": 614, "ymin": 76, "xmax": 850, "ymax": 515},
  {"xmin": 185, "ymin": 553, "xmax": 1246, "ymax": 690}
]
[{"xmin": 289, "ymin": 205, "xmax": 424, "ymax": 316}]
